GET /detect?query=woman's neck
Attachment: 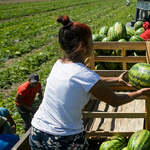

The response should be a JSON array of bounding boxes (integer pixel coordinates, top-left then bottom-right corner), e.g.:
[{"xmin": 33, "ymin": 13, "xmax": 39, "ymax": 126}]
[{"xmin": 62, "ymin": 51, "xmax": 85, "ymax": 64}]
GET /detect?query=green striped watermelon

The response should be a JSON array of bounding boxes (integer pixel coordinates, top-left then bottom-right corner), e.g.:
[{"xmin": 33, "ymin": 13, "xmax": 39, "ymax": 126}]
[
  {"xmin": 101, "ymin": 37, "xmax": 113, "ymax": 55},
  {"xmin": 94, "ymin": 49, "xmax": 103, "ymax": 56},
  {"xmin": 102, "ymin": 37, "xmax": 111, "ymax": 42},
  {"xmin": 128, "ymin": 63, "xmax": 150, "ymax": 89},
  {"xmin": 92, "ymin": 34, "xmax": 105, "ymax": 41},
  {"xmin": 129, "ymin": 35, "xmax": 144, "ymax": 41},
  {"xmin": 135, "ymin": 27, "xmax": 145, "ymax": 35},
  {"xmin": 127, "ymin": 129, "xmax": 150, "ymax": 150},
  {"xmin": 107, "ymin": 26, "xmax": 114, "ymax": 40},
  {"xmin": 105, "ymin": 62, "xmax": 118, "ymax": 70},
  {"xmin": 113, "ymin": 39, "xmax": 126, "ymax": 56},
  {"xmin": 99, "ymin": 26, "xmax": 109, "ymax": 37},
  {"xmin": 112, "ymin": 22, "xmax": 127, "ymax": 41},
  {"xmin": 99, "ymin": 135, "xmax": 127, "ymax": 150},
  {"xmin": 95, "ymin": 63, "xmax": 106, "ymax": 70},
  {"xmin": 118, "ymin": 63, "xmax": 135, "ymax": 70},
  {"xmin": 134, "ymin": 21, "xmax": 143, "ymax": 31},
  {"xmin": 126, "ymin": 35, "xmax": 131, "ymax": 41},
  {"xmin": 126, "ymin": 27, "xmax": 135, "ymax": 36}
]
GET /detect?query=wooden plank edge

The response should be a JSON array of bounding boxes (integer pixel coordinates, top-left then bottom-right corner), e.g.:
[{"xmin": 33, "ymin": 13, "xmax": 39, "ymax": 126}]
[
  {"xmin": 82, "ymin": 112, "xmax": 146, "ymax": 118},
  {"xmin": 86, "ymin": 131, "xmax": 134, "ymax": 137}
]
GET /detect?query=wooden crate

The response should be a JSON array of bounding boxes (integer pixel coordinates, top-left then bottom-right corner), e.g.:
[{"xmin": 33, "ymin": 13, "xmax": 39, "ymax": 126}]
[{"xmin": 83, "ymin": 41, "xmax": 150, "ymax": 140}]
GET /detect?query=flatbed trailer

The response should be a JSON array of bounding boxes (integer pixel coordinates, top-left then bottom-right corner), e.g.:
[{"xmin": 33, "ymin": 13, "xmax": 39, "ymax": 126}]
[{"xmin": 12, "ymin": 40, "xmax": 150, "ymax": 150}]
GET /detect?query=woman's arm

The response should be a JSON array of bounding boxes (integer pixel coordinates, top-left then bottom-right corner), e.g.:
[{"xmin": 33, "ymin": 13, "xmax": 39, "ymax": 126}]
[
  {"xmin": 100, "ymin": 71, "xmax": 131, "ymax": 86},
  {"xmin": 6, "ymin": 113, "xmax": 16, "ymax": 135},
  {"xmin": 89, "ymin": 80, "xmax": 150, "ymax": 107}
]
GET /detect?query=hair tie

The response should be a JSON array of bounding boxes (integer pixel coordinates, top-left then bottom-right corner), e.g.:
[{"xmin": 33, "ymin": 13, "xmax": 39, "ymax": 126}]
[{"xmin": 63, "ymin": 19, "xmax": 73, "ymax": 27}]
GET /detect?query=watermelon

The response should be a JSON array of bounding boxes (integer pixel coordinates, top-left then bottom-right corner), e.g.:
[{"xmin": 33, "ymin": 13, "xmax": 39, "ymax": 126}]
[
  {"xmin": 114, "ymin": 39, "xmax": 126, "ymax": 56},
  {"xmin": 134, "ymin": 21, "xmax": 143, "ymax": 31},
  {"xmin": 101, "ymin": 37, "xmax": 113, "ymax": 55},
  {"xmin": 129, "ymin": 35, "xmax": 144, "ymax": 52},
  {"xmin": 102, "ymin": 37, "xmax": 111, "ymax": 42},
  {"xmin": 127, "ymin": 63, "xmax": 135, "ymax": 70},
  {"xmin": 95, "ymin": 63, "xmax": 106, "ymax": 70},
  {"xmin": 112, "ymin": 22, "xmax": 127, "ymax": 41},
  {"xmin": 118, "ymin": 39, "xmax": 126, "ymax": 42},
  {"xmin": 107, "ymin": 26, "xmax": 114, "ymax": 40},
  {"xmin": 94, "ymin": 49, "xmax": 103, "ymax": 56},
  {"xmin": 127, "ymin": 129, "xmax": 150, "ymax": 150},
  {"xmin": 135, "ymin": 27, "xmax": 145, "ymax": 35},
  {"xmin": 92, "ymin": 34, "xmax": 105, "ymax": 41},
  {"xmin": 129, "ymin": 35, "xmax": 144, "ymax": 41},
  {"xmin": 128, "ymin": 63, "xmax": 150, "ymax": 89},
  {"xmin": 126, "ymin": 27, "xmax": 135, "ymax": 36},
  {"xmin": 99, "ymin": 26, "xmax": 109, "ymax": 37},
  {"xmin": 126, "ymin": 35, "xmax": 131, "ymax": 41},
  {"xmin": 105, "ymin": 62, "xmax": 118, "ymax": 70},
  {"xmin": 111, "ymin": 50, "xmax": 116, "ymax": 56},
  {"xmin": 99, "ymin": 135, "xmax": 127, "ymax": 150},
  {"xmin": 118, "ymin": 63, "xmax": 135, "ymax": 70}
]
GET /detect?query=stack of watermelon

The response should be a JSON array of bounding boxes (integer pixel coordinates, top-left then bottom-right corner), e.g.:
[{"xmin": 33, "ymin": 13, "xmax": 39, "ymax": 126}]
[
  {"xmin": 99, "ymin": 129, "xmax": 150, "ymax": 150},
  {"xmin": 93, "ymin": 21, "xmax": 146, "ymax": 70}
]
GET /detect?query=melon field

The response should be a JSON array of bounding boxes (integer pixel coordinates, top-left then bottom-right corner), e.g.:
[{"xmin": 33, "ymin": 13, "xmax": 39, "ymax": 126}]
[{"xmin": 0, "ymin": 0, "xmax": 137, "ymax": 137}]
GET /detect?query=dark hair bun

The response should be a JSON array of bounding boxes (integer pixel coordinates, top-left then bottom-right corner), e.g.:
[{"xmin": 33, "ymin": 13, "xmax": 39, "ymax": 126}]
[{"xmin": 57, "ymin": 15, "xmax": 70, "ymax": 26}]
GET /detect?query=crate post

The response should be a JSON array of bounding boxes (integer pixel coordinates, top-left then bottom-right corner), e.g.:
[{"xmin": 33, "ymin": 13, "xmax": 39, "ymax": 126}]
[
  {"xmin": 122, "ymin": 47, "xmax": 127, "ymax": 70},
  {"xmin": 145, "ymin": 40, "xmax": 150, "ymax": 131},
  {"xmin": 145, "ymin": 97, "xmax": 150, "ymax": 131},
  {"xmin": 146, "ymin": 40, "xmax": 150, "ymax": 64},
  {"xmin": 89, "ymin": 50, "xmax": 95, "ymax": 70}
]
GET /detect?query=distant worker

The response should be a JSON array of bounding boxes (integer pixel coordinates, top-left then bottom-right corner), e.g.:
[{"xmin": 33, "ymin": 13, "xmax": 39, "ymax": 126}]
[
  {"xmin": 0, "ymin": 116, "xmax": 19, "ymax": 150},
  {"xmin": 0, "ymin": 107, "xmax": 16, "ymax": 135},
  {"xmin": 139, "ymin": 21, "xmax": 150, "ymax": 40},
  {"xmin": 15, "ymin": 73, "xmax": 43, "ymax": 132}
]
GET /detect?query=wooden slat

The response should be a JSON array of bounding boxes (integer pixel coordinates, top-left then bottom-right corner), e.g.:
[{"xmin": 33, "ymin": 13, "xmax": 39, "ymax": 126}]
[
  {"xmin": 90, "ymin": 94, "xmax": 146, "ymax": 100},
  {"xmin": 145, "ymin": 97, "xmax": 150, "ymax": 131},
  {"xmin": 94, "ymin": 56, "xmax": 146, "ymax": 63},
  {"xmin": 146, "ymin": 41, "xmax": 150, "ymax": 64},
  {"xmin": 93, "ymin": 41, "xmax": 146, "ymax": 50},
  {"xmin": 86, "ymin": 131, "xmax": 134, "ymax": 137},
  {"xmin": 82, "ymin": 111, "xmax": 146, "ymax": 118},
  {"xmin": 12, "ymin": 128, "xmax": 31, "ymax": 150},
  {"xmin": 94, "ymin": 70, "xmax": 127, "ymax": 76},
  {"xmin": 109, "ymin": 85, "xmax": 135, "ymax": 91}
]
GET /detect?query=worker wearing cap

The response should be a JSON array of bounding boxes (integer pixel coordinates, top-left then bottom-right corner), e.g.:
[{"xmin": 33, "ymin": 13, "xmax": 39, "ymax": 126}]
[
  {"xmin": 0, "ymin": 116, "xmax": 19, "ymax": 150},
  {"xmin": 15, "ymin": 73, "xmax": 43, "ymax": 132}
]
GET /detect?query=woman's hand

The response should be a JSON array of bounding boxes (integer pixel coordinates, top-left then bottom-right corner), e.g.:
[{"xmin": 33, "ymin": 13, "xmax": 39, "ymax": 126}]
[{"xmin": 118, "ymin": 71, "xmax": 132, "ymax": 87}]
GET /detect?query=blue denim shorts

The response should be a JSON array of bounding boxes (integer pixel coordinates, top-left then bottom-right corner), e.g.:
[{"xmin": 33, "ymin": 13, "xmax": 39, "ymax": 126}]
[{"xmin": 29, "ymin": 126, "xmax": 89, "ymax": 150}]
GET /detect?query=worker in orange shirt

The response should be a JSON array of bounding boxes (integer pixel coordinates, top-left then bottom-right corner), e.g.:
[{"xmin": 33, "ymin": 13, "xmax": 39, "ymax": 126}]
[{"xmin": 15, "ymin": 73, "xmax": 43, "ymax": 132}]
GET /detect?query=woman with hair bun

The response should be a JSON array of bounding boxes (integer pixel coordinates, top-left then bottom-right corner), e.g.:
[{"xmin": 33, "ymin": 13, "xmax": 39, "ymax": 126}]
[{"xmin": 29, "ymin": 15, "xmax": 150, "ymax": 150}]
